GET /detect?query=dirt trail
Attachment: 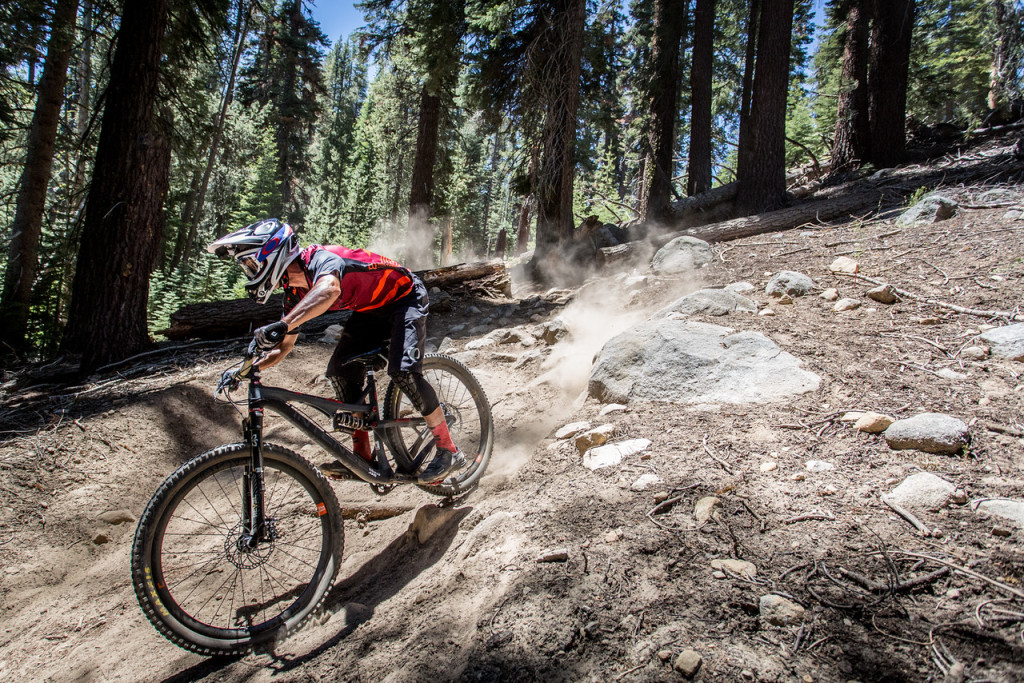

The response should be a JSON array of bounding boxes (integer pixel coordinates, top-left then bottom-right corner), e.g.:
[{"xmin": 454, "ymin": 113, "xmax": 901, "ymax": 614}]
[{"xmin": 3, "ymin": 179, "xmax": 1024, "ymax": 682}]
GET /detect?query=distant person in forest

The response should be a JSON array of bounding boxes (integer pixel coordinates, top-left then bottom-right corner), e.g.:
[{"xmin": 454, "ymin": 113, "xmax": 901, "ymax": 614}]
[{"xmin": 207, "ymin": 218, "xmax": 465, "ymax": 484}]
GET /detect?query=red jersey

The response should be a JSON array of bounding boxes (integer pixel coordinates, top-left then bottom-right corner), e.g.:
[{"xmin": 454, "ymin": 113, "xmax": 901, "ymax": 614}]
[{"xmin": 283, "ymin": 245, "xmax": 415, "ymax": 314}]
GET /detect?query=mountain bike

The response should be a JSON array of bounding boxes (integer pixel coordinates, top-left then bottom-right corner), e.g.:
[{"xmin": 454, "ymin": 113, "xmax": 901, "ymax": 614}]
[{"xmin": 130, "ymin": 335, "xmax": 493, "ymax": 656}]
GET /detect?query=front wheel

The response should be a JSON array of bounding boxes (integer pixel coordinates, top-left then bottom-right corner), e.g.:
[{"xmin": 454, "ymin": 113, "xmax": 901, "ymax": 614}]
[
  {"xmin": 131, "ymin": 443, "xmax": 344, "ymax": 656},
  {"xmin": 383, "ymin": 354, "xmax": 494, "ymax": 496}
]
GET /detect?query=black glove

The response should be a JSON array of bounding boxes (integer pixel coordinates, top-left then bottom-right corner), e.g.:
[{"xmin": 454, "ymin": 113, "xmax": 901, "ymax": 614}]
[
  {"xmin": 253, "ymin": 320, "xmax": 290, "ymax": 350},
  {"xmin": 218, "ymin": 368, "xmax": 240, "ymax": 393}
]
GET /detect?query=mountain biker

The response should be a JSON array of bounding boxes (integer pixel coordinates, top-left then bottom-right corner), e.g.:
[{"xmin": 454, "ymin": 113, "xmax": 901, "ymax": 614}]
[{"xmin": 207, "ymin": 218, "xmax": 465, "ymax": 484}]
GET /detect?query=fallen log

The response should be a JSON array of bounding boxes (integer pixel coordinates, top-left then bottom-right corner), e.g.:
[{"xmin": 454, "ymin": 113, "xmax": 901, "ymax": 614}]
[
  {"xmin": 158, "ymin": 260, "xmax": 508, "ymax": 341},
  {"xmin": 598, "ymin": 189, "xmax": 886, "ymax": 265},
  {"xmin": 673, "ymin": 188, "xmax": 884, "ymax": 244}
]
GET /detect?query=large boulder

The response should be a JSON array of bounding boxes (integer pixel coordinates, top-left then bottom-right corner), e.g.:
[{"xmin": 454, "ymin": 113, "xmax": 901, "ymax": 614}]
[
  {"xmin": 979, "ymin": 324, "xmax": 1024, "ymax": 361},
  {"xmin": 652, "ymin": 288, "xmax": 758, "ymax": 319},
  {"xmin": 588, "ymin": 320, "xmax": 820, "ymax": 405},
  {"xmin": 650, "ymin": 236, "xmax": 713, "ymax": 275},
  {"xmin": 883, "ymin": 413, "xmax": 970, "ymax": 454}
]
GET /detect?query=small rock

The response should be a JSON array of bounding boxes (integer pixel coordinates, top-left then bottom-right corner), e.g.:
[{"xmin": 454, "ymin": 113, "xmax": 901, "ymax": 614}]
[
  {"xmin": 992, "ymin": 526, "xmax": 1012, "ymax": 537},
  {"xmin": 884, "ymin": 413, "xmax": 970, "ymax": 454},
  {"xmin": 555, "ymin": 421, "xmax": 591, "ymax": 440},
  {"xmin": 759, "ymin": 594, "xmax": 805, "ymax": 626},
  {"xmin": 951, "ymin": 489, "xmax": 967, "ymax": 505},
  {"xmin": 973, "ymin": 499, "xmax": 1024, "ymax": 529},
  {"xmin": 760, "ymin": 461, "xmax": 778, "ymax": 472},
  {"xmin": 961, "ymin": 346, "xmax": 989, "ymax": 360},
  {"xmin": 916, "ymin": 317, "xmax": 941, "ymax": 325},
  {"xmin": 673, "ymin": 650, "xmax": 702, "ymax": 678},
  {"xmin": 604, "ymin": 530, "xmax": 620, "ymax": 543},
  {"xmin": 410, "ymin": 506, "xmax": 459, "ymax": 544},
  {"xmin": 657, "ymin": 650, "xmax": 673, "ymax": 662},
  {"xmin": 821, "ymin": 484, "xmax": 838, "ymax": 496},
  {"xmin": 694, "ymin": 496, "xmax": 723, "ymax": 525},
  {"xmin": 653, "ymin": 492, "xmax": 670, "ymax": 505},
  {"xmin": 576, "ymin": 424, "xmax": 616, "ymax": 455},
  {"xmin": 726, "ymin": 281, "xmax": 756, "ymax": 294},
  {"xmin": 630, "ymin": 473, "xmax": 663, "ymax": 491},
  {"xmin": 777, "ymin": 295, "xmax": 794, "ymax": 305},
  {"xmin": 936, "ymin": 368, "xmax": 967, "ymax": 381},
  {"xmin": 583, "ymin": 439, "xmax": 652, "ymax": 470},
  {"xmin": 829, "ymin": 256, "xmax": 859, "ymax": 274},
  {"xmin": 92, "ymin": 533, "xmax": 110, "ymax": 545},
  {"xmin": 759, "ymin": 308, "xmax": 776, "ymax": 316},
  {"xmin": 791, "ymin": 473, "xmax": 806, "ymax": 481},
  {"xmin": 536, "ymin": 548, "xmax": 569, "ymax": 563},
  {"xmin": 840, "ymin": 411, "xmax": 865, "ymax": 422},
  {"xmin": 866, "ymin": 284, "xmax": 897, "ymax": 304},
  {"xmin": 599, "ymin": 403, "xmax": 627, "ymax": 416},
  {"xmin": 766, "ymin": 271, "xmax": 815, "ymax": 298},
  {"xmin": 465, "ymin": 338, "xmax": 496, "ymax": 350},
  {"xmin": 888, "ymin": 472, "xmax": 957, "ymax": 510},
  {"xmin": 540, "ymin": 318, "xmax": 570, "ymax": 345},
  {"xmin": 97, "ymin": 509, "xmax": 135, "ymax": 525},
  {"xmin": 833, "ymin": 297, "xmax": 861, "ymax": 312},
  {"xmin": 711, "ymin": 570, "xmax": 727, "ymax": 579},
  {"xmin": 898, "ymin": 194, "xmax": 958, "ymax": 225},
  {"xmin": 820, "ymin": 288, "xmax": 840, "ymax": 301},
  {"xmin": 979, "ymin": 324, "xmax": 1024, "ymax": 361},
  {"xmin": 710, "ymin": 558, "xmax": 757, "ymax": 579},
  {"xmin": 805, "ymin": 460, "xmax": 835, "ymax": 472},
  {"xmin": 853, "ymin": 412, "xmax": 894, "ymax": 433}
]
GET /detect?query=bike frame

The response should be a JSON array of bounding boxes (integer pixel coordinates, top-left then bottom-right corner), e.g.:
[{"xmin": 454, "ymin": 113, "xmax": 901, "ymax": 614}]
[{"xmin": 237, "ymin": 357, "xmax": 434, "ymax": 543}]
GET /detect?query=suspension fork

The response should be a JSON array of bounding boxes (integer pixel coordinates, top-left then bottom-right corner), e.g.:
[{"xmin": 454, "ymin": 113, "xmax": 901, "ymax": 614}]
[{"xmin": 241, "ymin": 377, "xmax": 268, "ymax": 547}]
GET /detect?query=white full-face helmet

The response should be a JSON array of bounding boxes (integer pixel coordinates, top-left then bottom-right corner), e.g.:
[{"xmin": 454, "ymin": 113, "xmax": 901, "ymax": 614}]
[{"xmin": 207, "ymin": 218, "xmax": 300, "ymax": 304}]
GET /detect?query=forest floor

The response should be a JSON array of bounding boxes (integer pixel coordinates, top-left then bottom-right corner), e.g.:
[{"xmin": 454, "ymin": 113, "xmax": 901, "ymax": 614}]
[{"xmin": 2, "ymin": 143, "xmax": 1024, "ymax": 682}]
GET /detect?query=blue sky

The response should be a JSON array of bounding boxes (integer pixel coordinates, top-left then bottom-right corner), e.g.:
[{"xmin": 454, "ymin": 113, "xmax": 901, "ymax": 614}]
[{"xmin": 309, "ymin": 2, "xmax": 366, "ymax": 46}]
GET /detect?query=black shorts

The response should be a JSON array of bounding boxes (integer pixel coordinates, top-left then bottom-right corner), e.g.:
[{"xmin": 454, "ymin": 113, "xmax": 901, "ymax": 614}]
[{"xmin": 326, "ymin": 276, "xmax": 428, "ymax": 381}]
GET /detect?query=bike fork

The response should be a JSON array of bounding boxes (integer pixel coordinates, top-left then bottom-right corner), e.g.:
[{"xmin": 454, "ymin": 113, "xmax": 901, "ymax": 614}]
[{"xmin": 241, "ymin": 409, "xmax": 268, "ymax": 547}]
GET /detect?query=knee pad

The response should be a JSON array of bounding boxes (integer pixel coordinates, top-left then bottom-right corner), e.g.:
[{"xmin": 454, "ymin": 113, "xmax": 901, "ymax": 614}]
[{"xmin": 389, "ymin": 370, "xmax": 439, "ymax": 415}]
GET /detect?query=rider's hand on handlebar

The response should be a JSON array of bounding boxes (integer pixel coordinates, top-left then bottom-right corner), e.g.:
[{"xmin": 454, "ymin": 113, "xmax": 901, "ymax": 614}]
[{"xmin": 253, "ymin": 320, "xmax": 290, "ymax": 350}]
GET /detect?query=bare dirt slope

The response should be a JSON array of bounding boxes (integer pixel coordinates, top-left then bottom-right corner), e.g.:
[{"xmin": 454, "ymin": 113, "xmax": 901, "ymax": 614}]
[{"xmin": 2, "ymin": 183, "xmax": 1024, "ymax": 682}]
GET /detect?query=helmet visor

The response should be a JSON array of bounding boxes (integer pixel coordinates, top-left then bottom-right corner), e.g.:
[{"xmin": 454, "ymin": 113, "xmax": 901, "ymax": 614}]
[{"xmin": 238, "ymin": 254, "xmax": 263, "ymax": 280}]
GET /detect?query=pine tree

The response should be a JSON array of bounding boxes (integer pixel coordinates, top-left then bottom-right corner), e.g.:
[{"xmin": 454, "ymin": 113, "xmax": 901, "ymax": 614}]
[
  {"xmin": 0, "ymin": 0, "xmax": 79, "ymax": 356},
  {"xmin": 238, "ymin": 0, "xmax": 327, "ymax": 223}
]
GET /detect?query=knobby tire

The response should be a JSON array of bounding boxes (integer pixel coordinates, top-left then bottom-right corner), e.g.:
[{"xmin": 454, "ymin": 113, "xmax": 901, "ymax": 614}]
[
  {"xmin": 131, "ymin": 443, "xmax": 344, "ymax": 656},
  {"xmin": 382, "ymin": 354, "xmax": 494, "ymax": 496}
]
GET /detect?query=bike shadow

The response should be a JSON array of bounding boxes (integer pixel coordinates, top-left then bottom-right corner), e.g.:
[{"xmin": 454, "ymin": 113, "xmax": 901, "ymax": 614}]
[
  {"xmin": 157, "ymin": 504, "xmax": 472, "ymax": 681},
  {"xmin": 271, "ymin": 503, "xmax": 472, "ymax": 672}
]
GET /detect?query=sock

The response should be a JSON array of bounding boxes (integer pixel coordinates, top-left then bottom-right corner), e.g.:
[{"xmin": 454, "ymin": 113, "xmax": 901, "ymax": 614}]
[
  {"xmin": 429, "ymin": 421, "xmax": 457, "ymax": 452},
  {"xmin": 353, "ymin": 430, "xmax": 372, "ymax": 461}
]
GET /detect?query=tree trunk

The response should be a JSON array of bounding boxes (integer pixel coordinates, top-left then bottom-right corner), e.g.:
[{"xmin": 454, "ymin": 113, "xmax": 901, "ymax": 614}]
[
  {"xmin": 735, "ymin": 0, "xmax": 794, "ymax": 214},
  {"xmin": 687, "ymin": 0, "xmax": 715, "ymax": 197},
  {"xmin": 831, "ymin": 0, "xmax": 871, "ymax": 174},
  {"xmin": 407, "ymin": 84, "xmax": 442, "ymax": 267},
  {"xmin": 175, "ymin": 0, "xmax": 251, "ymax": 272},
  {"xmin": 494, "ymin": 229, "xmax": 507, "ymax": 260},
  {"xmin": 515, "ymin": 195, "xmax": 534, "ymax": 256},
  {"xmin": 0, "ymin": 0, "xmax": 80, "ymax": 356},
  {"xmin": 737, "ymin": 0, "xmax": 761, "ymax": 156},
  {"xmin": 645, "ymin": 0, "xmax": 690, "ymax": 221},
  {"xmin": 867, "ymin": 0, "xmax": 914, "ymax": 168},
  {"xmin": 987, "ymin": 0, "xmax": 1008, "ymax": 110},
  {"xmin": 533, "ymin": 0, "xmax": 587, "ymax": 263},
  {"xmin": 62, "ymin": 0, "xmax": 172, "ymax": 370},
  {"xmin": 440, "ymin": 217, "xmax": 453, "ymax": 266}
]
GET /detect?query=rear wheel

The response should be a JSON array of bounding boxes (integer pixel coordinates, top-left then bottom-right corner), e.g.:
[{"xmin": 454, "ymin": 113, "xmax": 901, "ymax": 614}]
[
  {"xmin": 383, "ymin": 354, "xmax": 494, "ymax": 496},
  {"xmin": 131, "ymin": 443, "xmax": 343, "ymax": 655}
]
